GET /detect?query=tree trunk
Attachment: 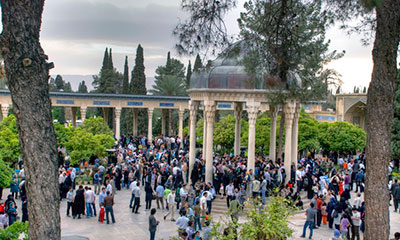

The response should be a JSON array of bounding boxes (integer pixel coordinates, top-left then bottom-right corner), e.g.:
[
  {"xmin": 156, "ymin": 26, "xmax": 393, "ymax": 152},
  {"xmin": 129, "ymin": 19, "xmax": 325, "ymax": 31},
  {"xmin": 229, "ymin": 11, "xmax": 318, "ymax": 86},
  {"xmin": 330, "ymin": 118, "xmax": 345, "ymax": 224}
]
[
  {"xmin": 277, "ymin": 112, "xmax": 285, "ymax": 161},
  {"xmin": 365, "ymin": 1, "xmax": 400, "ymax": 239},
  {"xmin": 0, "ymin": 1, "xmax": 61, "ymax": 239}
]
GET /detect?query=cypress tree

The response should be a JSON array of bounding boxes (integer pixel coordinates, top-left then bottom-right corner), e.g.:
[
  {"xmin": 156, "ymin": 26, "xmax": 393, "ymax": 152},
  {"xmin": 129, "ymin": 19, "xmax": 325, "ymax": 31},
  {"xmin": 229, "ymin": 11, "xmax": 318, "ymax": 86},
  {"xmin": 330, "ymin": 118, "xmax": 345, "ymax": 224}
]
[
  {"xmin": 108, "ymin": 48, "xmax": 114, "ymax": 70},
  {"xmin": 54, "ymin": 74, "xmax": 64, "ymax": 90},
  {"xmin": 193, "ymin": 54, "xmax": 203, "ymax": 72},
  {"xmin": 130, "ymin": 44, "xmax": 147, "ymax": 95},
  {"xmin": 186, "ymin": 60, "xmax": 192, "ymax": 89},
  {"xmin": 101, "ymin": 48, "xmax": 109, "ymax": 71},
  {"xmin": 122, "ymin": 56, "xmax": 129, "ymax": 94},
  {"xmin": 78, "ymin": 81, "xmax": 88, "ymax": 93}
]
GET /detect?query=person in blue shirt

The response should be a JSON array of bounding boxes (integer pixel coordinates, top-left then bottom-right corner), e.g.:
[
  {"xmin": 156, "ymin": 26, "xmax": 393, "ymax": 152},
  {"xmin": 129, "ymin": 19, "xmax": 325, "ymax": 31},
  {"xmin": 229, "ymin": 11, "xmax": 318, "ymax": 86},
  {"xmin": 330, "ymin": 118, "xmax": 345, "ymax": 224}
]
[
  {"xmin": 156, "ymin": 184, "xmax": 165, "ymax": 209},
  {"xmin": 98, "ymin": 187, "xmax": 107, "ymax": 220}
]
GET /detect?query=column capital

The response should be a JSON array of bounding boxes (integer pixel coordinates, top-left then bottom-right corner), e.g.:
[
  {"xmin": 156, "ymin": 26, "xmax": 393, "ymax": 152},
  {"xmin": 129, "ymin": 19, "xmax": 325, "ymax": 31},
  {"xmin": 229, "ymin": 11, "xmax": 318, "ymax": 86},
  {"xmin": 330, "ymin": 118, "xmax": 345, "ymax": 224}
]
[
  {"xmin": 1, "ymin": 104, "xmax": 9, "ymax": 115},
  {"xmin": 204, "ymin": 100, "xmax": 216, "ymax": 124},
  {"xmin": 246, "ymin": 101, "xmax": 260, "ymax": 125},
  {"xmin": 189, "ymin": 101, "xmax": 199, "ymax": 119},
  {"xmin": 233, "ymin": 102, "xmax": 243, "ymax": 119},
  {"xmin": 269, "ymin": 105, "xmax": 279, "ymax": 118},
  {"xmin": 283, "ymin": 100, "xmax": 296, "ymax": 123},
  {"xmin": 148, "ymin": 107, "xmax": 154, "ymax": 115},
  {"xmin": 114, "ymin": 107, "xmax": 122, "ymax": 118},
  {"xmin": 293, "ymin": 102, "xmax": 301, "ymax": 121}
]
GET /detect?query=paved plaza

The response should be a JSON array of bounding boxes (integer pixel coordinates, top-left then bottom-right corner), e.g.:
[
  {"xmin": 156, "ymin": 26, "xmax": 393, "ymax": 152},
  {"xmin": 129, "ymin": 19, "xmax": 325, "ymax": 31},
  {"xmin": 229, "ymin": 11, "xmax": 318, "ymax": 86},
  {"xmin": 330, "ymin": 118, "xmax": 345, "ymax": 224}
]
[
  {"xmin": 3, "ymin": 186, "xmax": 400, "ymax": 239},
  {"xmin": 57, "ymin": 185, "xmax": 399, "ymax": 240}
]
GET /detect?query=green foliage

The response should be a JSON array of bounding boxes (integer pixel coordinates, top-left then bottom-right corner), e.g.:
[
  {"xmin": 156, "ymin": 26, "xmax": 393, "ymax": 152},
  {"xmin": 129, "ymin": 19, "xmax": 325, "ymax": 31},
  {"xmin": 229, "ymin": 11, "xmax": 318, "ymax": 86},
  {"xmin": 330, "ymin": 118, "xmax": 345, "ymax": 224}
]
[
  {"xmin": 214, "ymin": 115, "xmax": 236, "ymax": 150},
  {"xmin": 186, "ymin": 60, "xmax": 192, "ymax": 89},
  {"xmin": 78, "ymin": 81, "xmax": 88, "ymax": 93},
  {"xmin": 0, "ymin": 115, "xmax": 20, "ymax": 164},
  {"xmin": 211, "ymin": 196, "xmax": 295, "ymax": 239},
  {"xmin": 151, "ymin": 52, "xmax": 187, "ymax": 96},
  {"xmin": 0, "ymin": 221, "xmax": 29, "ymax": 240},
  {"xmin": 65, "ymin": 128, "xmax": 114, "ymax": 165},
  {"xmin": 193, "ymin": 54, "xmax": 203, "ymax": 72},
  {"xmin": 130, "ymin": 44, "xmax": 147, "ymax": 95},
  {"xmin": 298, "ymin": 109, "xmax": 320, "ymax": 152},
  {"xmin": 391, "ymin": 71, "xmax": 400, "ymax": 161},
  {"xmin": 93, "ymin": 48, "xmax": 118, "ymax": 94},
  {"xmin": 52, "ymin": 106, "xmax": 65, "ymax": 124},
  {"xmin": 0, "ymin": 158, "xmax": 12, "ymax": 188},
  {"xmin": 319, "ymin": 121, "xmax": 366, "ymax": 153},
  {"xmin": 122, "ymin": 56, "xmax": 129, "ymax": 94},
  {"xmin": 53, "ymin": 123, "xmax": 75, "ymax": 147},
  {"xmin": 81, "ymin": 117, "xmax": 113, "ymax": 136}
]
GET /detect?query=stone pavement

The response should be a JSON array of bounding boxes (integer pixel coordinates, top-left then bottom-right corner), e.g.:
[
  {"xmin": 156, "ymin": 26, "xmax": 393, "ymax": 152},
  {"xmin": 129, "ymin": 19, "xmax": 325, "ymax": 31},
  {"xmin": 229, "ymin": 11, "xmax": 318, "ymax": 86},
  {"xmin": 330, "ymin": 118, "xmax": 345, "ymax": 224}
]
[{"xmin": 2, "ymin": 186, "xmax": 400, "ymax": 239}]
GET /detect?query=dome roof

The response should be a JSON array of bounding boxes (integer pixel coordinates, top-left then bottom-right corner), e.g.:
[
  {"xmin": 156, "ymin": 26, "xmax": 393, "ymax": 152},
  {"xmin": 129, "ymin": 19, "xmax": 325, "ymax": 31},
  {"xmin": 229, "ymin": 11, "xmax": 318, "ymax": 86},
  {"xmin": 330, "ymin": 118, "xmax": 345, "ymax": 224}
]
[{"xmin": 189, "ymin": 42, "xmax": 301, "ymax": 91}]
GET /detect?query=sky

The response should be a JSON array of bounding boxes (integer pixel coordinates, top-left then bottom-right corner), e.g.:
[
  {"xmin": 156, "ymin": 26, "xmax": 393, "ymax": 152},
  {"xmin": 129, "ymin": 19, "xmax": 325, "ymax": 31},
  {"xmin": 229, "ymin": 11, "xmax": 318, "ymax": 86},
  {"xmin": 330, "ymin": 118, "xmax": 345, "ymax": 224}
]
[{"xmin": 32, "ymin": 0, "xmax": 374, "ymax": 92}]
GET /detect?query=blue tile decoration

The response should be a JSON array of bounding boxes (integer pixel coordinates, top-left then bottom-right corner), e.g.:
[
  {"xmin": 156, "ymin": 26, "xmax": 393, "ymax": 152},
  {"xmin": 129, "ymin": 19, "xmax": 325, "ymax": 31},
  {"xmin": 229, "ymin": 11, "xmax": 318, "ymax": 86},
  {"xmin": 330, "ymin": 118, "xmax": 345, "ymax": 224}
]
[
  {"xmin": 127, "ymin": 101, "xmax": 143, "ymax": 106},
  {"xmin": 217, "ymin": 104, "xmax": 231, "ymax": 109},
  {"xmin": 303, "ymin": 106, "xmax": 311, "ymax": 110},
  {"xmin": 316, "ymin": 115, "xmax": 335, "ymax": 121},
  {"xmin": 93, "ymin": 101, "xmax": 110, "ymax": 106},
  {"xmin": 56, "ymin": 100, "xmax": 74, "ymax": 105},
  {"xmin": 160, "ymin": 103, "xmax": 174, "ymax": 107}
]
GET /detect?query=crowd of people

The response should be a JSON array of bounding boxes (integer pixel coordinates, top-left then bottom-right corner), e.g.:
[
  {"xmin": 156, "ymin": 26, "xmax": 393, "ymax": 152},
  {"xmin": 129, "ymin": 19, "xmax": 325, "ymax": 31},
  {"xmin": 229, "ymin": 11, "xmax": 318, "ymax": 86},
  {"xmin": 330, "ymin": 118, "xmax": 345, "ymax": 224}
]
[{"xmin": 2, "ymin": 133, "xmax": 400, "ymax": 240}]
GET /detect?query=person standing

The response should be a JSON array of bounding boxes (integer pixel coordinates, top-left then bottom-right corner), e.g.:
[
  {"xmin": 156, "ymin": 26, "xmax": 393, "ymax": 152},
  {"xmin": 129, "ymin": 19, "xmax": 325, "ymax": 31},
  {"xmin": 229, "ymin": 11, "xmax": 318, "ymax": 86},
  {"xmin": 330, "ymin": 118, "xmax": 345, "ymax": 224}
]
[
  {"xmin": 98, "ymin": 187, "xmax": 107, "ymax": 221},
  {"xmin": 66, "ymin": 187, "xmax": 74, "ymax": 217},
  {"xmin": 225, "ymin": 182, "xmax": 234, "ymax": 208},
  {"xmin": 133, "ymin": 182, "xmax": 141, "ymax": 214},
  {"xmin": 156, "ymin": 183, "xmax": 165, "ymax": 209},
  {"xmin": 393, "ymin": 181, "xmax": 400, "ymax": 212},
  {"xmin": 164, "ymin": 189, "xmax": 176, "ymax": 221},
  {"xmin": 104, "ymin": 191, "xmax": 115, "ymax": 224},
  {"xmin": 229, "ymin": 195, "xmax": 240, "ymax": 223},
  {"xmin": 93, "ymin": 170, "xmax": 101, "ymax": 195},
  {"xmin": 301, "ymin": 202, "xmax": 318, "ymax": 239},
  {"xmin": 145, "ymin": 182, "xmax": 154, "ymax": 210},
  {"xmin": 351, "ymin": 207, "xmax": 361, "ymax": 240},
  {"xmin": 73, "ymin": 185, "xmax": 85, "ymax": 219},
  {"xmin": 149, "ymin": 208, "xmax": 159, "ymax": 240},
  {"xmin": 84, "ymin": 186, "xmax": 93, "ymax": 218}
]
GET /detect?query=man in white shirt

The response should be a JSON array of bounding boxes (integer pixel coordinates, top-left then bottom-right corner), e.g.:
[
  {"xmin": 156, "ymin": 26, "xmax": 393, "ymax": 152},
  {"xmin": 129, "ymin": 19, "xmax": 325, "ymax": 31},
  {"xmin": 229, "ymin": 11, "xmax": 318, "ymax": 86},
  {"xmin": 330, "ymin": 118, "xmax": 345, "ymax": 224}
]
[
  {"xmin": 296, "ymin": 166, "xmax": 303, "ymax": 193},
  {"xmin": 225, "ymin": 182, "xmax": 234, "ymax": 208},
  {"xmin": 84, "ymin": 187, "xmax": 96, "ymax": 218},
  {"xmin": 132, "ymin": 182, "xmax": 141, "ymax": 214},
  {"xmin": 129, "ymin": 179, "xmax": 137, "ymax": 208},
  {"xmin": 164, "ymin": 189, "xmax": 176, "ymax": 221},
  {"xmin": 180, "ymin": 185, "xmax": 187, "ymax": 203},
  {"xmin": 353, "ymin": 193, "xmax": 362, "ymax": 209},
  {"xmin": 351, "ymin": 208, "xmax": 361, "ymax": 239},
  {"xmin": 106, "ymin": 180, "xmax": 113, "ymax": 195}
]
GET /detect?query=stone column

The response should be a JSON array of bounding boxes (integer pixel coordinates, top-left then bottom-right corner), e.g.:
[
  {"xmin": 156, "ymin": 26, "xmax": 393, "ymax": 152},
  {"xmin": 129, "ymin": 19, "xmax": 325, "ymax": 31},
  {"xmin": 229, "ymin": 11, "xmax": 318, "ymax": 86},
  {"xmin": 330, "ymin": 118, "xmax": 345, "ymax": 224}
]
[
  {"xmin": 133, "ymin": 109, "xmax": 138, "ymax": 136},
  {"xmin": 204, "ymin": 100, "xmax": 216, "ymax": 184},
  {"xmin": 80, "ymin": 106, "xmax": 87, "ymax": 123},
  {"xmin": 247, "ymin": 101, "xmax": 260, "ymax": 172},
  {"xmin": 147, "ymin": 108, "xmax": 154, "ymax": 143},
  {"xmin": 168, "ymin": 109, "xmax": 173, "ymax": 136},
  {"xmin": 71, "ymin": 107, "xmax": 77, "ymax": 127},
  {"xmin": 115, "ymin": 107, "xmax": 122, "ymax": 141},
  {"xmin": 161, "ymin": 109, "xmax": 166, "ymax": 136},
  {"xmin": 189, "ymin": 101, "xmax": 199, "ymax": 184},
  {"xmin": 291, "ymin": 102, "xmax": 301, "ymax": 169},
  {"xmin": 202, "ymin": 113, "xmax": 207, "ymax": 160},
  {"xmin": 178, "ymin": 109, "xmax": 184, "ymax": 148},
  {"xmin": 234, "ymin": 102, "xmax": 243, "ymax": 156},
  {"xmin": 283, "ymin": 100, "xmax": 296, "ymax": 184},
  {"xmin": 103, "ymin": 108, "xmax": 109, "ymax": 123},
  {"xmin": 1, "ymin": 104, "xmax": 9, "ymax": 121},
  {"xmin": 269, "ymin": 105, "xmax": 279, "ymax": 161}
]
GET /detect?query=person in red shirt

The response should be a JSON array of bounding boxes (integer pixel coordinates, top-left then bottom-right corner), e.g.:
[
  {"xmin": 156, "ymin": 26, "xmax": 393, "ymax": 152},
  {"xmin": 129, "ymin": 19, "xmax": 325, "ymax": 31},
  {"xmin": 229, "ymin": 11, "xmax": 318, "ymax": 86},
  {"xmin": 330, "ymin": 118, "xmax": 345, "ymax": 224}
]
[{"xmin": 316, "ymin": 195, "xmax": 324, "ymax": 227}]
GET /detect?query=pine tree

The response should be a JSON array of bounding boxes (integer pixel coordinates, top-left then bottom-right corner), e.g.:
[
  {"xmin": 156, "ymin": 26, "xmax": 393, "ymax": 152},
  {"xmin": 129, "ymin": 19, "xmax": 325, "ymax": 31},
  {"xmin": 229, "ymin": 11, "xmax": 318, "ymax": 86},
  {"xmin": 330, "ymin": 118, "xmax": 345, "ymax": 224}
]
[
  {"xmin": 122, "ymin": 56, "xmax": 129, "ymax": 94},
  {"xmin": 130, "ymin": 44, "xmax": 147, "ymax": 95},
  {"xmin": 193, "ymin": 54, "xmax": 203, "ymax": 72},
  {"xmin": 78, "ymin": 80, "xmax": 88, "ymax": 93},
  {"xmin": 186, "ymin": 60, "xmax": 192, "ymax": 89}
]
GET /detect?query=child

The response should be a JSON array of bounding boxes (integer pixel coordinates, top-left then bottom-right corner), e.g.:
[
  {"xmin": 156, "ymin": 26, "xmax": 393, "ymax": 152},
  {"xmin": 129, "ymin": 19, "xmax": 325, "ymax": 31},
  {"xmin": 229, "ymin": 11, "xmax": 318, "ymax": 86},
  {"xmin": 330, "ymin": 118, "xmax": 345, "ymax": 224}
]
[
  {"xmin": 219, "ymin": 183, "xmax": 224, "ymax": 199},
  {"xmin": 322, "ymin": 202, "xmax": 328, "ymax": 225}
]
